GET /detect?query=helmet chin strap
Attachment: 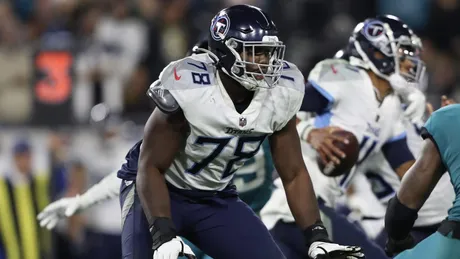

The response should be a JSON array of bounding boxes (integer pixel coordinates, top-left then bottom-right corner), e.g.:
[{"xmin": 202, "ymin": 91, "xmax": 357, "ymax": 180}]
[
  {"xmin": 226, "ymin": 67, "xmax": 261, "ymax": 91},
  {"xmin": 352, "ymin": 40, "xmax": 391, "ymax": 82},
  {"xmin": 351, "ymin": 41, "xmax": 390, "ymax": 102},
  {"xmin": 227, "ymin": 44, "xmax": 261, "ymax": 91}
]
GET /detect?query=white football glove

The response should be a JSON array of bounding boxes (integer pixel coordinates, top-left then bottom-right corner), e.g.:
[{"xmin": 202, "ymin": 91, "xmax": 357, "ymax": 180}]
[
  {"xmin": 388, "ymin": 74, "xmax": 415, "ymax": 97},
  {"xmin": 37, "ymin": 196, "xmax": 82, "ymax": 230},
  {"xmin": 402, "ymin": 89, "xmax": 426, "ymax": 123},
  {"xmin": 388, "ymin": 74, "xmax": 426, "ymax": 123},
  {"xmin": 37, "ymin": 171, "xmax": 121, "ymax": 230},
  {"xmin": 308, "ymin": 241, "xmax": 365, "ymax": 259},
  {"xmin": 153, "ymin": 237, "xmax": 196, "ymax": 259}
]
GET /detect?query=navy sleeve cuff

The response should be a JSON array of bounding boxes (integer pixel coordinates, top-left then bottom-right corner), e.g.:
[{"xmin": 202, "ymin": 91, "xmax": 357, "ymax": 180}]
[
  {"xmin": 382, "ymin": 138, "xmax": 414, "ymax": 170},
  {"xmin": 300, "ymin": 82, "xmax": 332, "ymax": 113}
]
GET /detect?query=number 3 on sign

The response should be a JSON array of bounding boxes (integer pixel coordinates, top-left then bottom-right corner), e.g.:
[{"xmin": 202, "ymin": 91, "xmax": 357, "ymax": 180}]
[{"xmin": 34, "ymin": 52, "xmax": 73, "ymax": 104}]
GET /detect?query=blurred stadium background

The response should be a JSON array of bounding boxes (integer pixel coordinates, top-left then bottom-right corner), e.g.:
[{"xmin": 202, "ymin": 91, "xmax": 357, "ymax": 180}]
[{"xmin": 0, "ymin": 0, "xmax": 458, "ymax": 258}]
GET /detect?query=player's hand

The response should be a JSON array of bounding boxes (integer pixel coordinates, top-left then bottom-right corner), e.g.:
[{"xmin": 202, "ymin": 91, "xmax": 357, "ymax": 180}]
[
  {"xmin": 385, "ymin": 235, "xmax": 415, "ymax": 257},
  {"xmin": 37, "ymin": 196, "xmax": 82, "ymax": 230},
  {"xmin": 153, "ymin": 237, "xmax": 196, "ymax": 259},
  {"xmin": 388, "ymin": 74, "xmax": 417, "ymax": 97},
  {"xmin": 308, "ymin": 241, "xmax": 364, "ymax": 259},
  {"xmin": 403, "ymin": 89, "xmax": 426, "ymax": 123},
  {"xmin": 307, "ymin": 127, "xmax": 349, "ymax": 166},
  {"xmin": 388, "ymin": 74, "xmax": 427, "ymax": 122}
]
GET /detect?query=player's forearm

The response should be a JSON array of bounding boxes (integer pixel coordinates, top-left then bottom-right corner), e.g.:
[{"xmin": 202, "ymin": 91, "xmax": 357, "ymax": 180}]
[
  {"xmin": 296, "ymin": 118, "xmax": 315, "ymax": 141},
  {"xmin": 385, "ymin": 195, "xmax": 418, "ymax": 240},
  {"xmin": 282, "ymin": 169, "xmax": 331, "ymax": 248},
  {"xmin": 80, "ymin": 171, "xmax": 121, "ymax": 208},
  {"xmin": 282, "ymin": 169, "xmax": 321, "ymax": 229},
  {"xmin": 136, "ymin": 165, "xmax": 172, "ymax": 223}
]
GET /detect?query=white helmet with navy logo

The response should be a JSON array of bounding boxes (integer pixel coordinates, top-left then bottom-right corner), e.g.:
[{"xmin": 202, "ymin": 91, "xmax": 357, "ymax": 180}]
[
  {"xmin": 202, "ymin": 5, "xmax": 285, "ymax": 91},
  {"xmin": 347, "ymin": 15, "xmax": 425, "ymax": 84}
]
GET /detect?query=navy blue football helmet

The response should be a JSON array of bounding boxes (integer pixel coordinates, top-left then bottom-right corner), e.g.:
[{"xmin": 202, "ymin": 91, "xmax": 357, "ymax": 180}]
[
  {"xmin": 347, "ymin": 15, "xmax": 425, "ymax": 83},
  {"xmin": 204, "ymin": 5, "xmax": 285, "ymax": 90}
]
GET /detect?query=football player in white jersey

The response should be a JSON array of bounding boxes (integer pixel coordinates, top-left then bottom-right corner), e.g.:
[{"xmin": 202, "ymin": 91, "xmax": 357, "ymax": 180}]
[
  {"xmin": 260, "ymin": 15, "xmax": 425, "ymax": 259},
  {"xmin": 122, "ymin": 5, "xmax": 362, "ymax": 259},
  {"xmin": 347, "ymin": 94, "xmax": 455, "ymax": 247},
  {"xmin": 36, "ymin": 6, "xmax": 366, "ymax": 259},
  {"xmin": 37, "ymin": 39, "xmax": 284, "ymax": 259}
]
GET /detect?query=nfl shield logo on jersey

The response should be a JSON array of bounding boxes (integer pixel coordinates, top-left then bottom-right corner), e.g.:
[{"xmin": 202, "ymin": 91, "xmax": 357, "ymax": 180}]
[{"xmin": 239, "ymin": 117, "xmax": 247, "ymax": 127}]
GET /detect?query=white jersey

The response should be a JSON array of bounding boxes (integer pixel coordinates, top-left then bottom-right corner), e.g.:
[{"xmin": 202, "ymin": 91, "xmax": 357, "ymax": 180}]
[
  {"xmin": 353, "ymin": 104, "xmax": 455, "ymax": 228},
  {"xmin": 260, "ymin": 59, "xmax": 407, "ymax": 229},
  {"xmin": 153, "ymin": 54, "xmax": 304, "ymax": 191},
  {"xmin": 306, "ymin": 59, "xmax": 406, "ymax": 197}
]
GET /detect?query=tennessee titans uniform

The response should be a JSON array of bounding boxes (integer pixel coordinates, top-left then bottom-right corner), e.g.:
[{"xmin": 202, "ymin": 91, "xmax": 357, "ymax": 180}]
[
  {"xmin": 117, "ymin": 139, "xmax": 274, "ymax": 212},
  {"xmin": 394, "ymin": 104, "xmax": 460, "ymax": 259},
  {"xmin": 352, "ymin": 99, "xmax": 454, "ymax": 247},
  {"xmin": 118, "ymin": 53, "xmax": 304, "ymax": 259},
  {"xmin": 182, "ymin": 140, "xmax": 274, "ymax": 259},
  {"xmin": 260, "ymin": 59, "xmax": 400, "ymax": 259},
  {"xmin": 118, "ymin": 139, "xmax": 275, "ymax": 259},
  {"xmin": 117, "ymin": 140, "xmax": 142, "ymax": 181}
]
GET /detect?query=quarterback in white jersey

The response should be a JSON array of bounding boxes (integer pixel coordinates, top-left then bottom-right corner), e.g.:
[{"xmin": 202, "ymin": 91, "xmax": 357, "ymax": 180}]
[
  {"xmin": 261, "ymin": 15, "xmax": 425, "ymax": 259},
  {"xmin": 348, "ymin": 95, "xmax": 455, "ymax": 246},
  {"xmin": 131, "ymin": 4, "xmax": 362, "ymax": 259}
]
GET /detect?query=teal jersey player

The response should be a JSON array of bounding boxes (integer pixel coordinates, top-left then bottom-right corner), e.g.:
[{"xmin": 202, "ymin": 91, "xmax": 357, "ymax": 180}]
[
  {"xmin": 233, "ymin": 140, "xmax": 274, "ymax": 213},
  {"xmin": 385, "ymin": 104, "xmax": 460, "ymax": 259},
  {"xmin": 424, "ymin": 104, "xmax": 460, "ymax": 221}
]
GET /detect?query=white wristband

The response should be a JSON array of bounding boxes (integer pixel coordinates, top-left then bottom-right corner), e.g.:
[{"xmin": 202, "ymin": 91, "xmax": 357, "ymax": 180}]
[
  {"xmin": 296, "ymin": 111, "xmax": 312, "ymax": 121},
  {"xmin": 297, "ymin": 120, "xmax": 314, "ymax": 142}
]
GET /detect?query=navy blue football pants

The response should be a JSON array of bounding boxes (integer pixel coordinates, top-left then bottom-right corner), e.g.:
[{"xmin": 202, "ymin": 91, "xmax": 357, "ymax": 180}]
[
  {"xmin": 269, "ymin": 198, "xmax": 388, "ymax": 259},
  {"xmin": 119, "ymin": 181, "xmax": 284, "ymax": 259}
]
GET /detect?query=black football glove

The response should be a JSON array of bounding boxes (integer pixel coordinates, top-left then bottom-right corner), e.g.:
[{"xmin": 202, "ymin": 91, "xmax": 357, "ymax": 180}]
[{"xmin": 385, "ymin": 235, "xmax": 415, "ymax": 257}]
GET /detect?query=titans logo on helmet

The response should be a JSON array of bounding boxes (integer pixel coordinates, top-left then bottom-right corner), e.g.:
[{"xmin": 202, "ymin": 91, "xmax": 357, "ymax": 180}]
[
  {"xmin": 210, "ymin": 14, "xmax": 230, "ymax": 41},
  {"xmin": 363, "ymin": 21, "xmax": 385, "ymax": 40}
]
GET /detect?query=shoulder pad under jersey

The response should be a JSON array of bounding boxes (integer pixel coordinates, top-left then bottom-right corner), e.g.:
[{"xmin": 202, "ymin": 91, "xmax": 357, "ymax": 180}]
[
  {"xmin": 149, "ymin": 54, "xmax": 217, "ymax": 113},
  {"xmin": 277, "ymin": 61, "xmax": 305, "ymax": 93},
  {"xmin": 271, "ymin": 61, "xmax": 306, "ymax": 131},
  {"xmin": 158, "ymin": 53, "xmax": 217, "ymax": 91},
  {"xmin": 308, "ymin": 58, "xmax": 363, "ymax": 83},
  {"xmin": 147, "ymin": 80, "xmax": 180, "ymax": 114}
]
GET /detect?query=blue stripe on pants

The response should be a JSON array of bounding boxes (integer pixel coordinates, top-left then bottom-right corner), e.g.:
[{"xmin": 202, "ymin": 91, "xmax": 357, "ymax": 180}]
[{"xmin": 120, "ymin": 182, "xmax": 153, "ymax": 259}]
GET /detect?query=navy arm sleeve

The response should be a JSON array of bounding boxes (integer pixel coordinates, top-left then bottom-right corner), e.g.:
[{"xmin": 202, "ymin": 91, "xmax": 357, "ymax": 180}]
[
  {"xmin": 300, "ymin": 82, "xmax": 330, "ymax": 114},
  {"xmin": 381, "ymin": 137, "xmax": 415, "ymax": 170}
]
